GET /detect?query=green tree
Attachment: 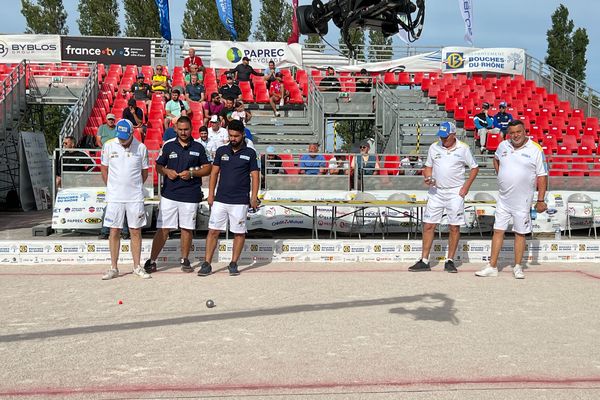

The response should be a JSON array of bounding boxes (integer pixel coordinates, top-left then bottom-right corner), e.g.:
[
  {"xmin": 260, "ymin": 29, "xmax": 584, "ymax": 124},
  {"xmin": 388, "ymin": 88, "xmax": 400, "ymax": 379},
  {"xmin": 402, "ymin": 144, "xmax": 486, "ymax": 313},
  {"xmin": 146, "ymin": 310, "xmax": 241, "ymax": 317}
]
[
  {"xmin": 545, "ymin": 4, "xmax": 574, "ymax": 74},
  {"xmin": 123, "ymin": 0, "xmax": 161, "ymax": 38},
  {"xmin": 368, "ymin": 30, "xmax": 392, "ymax": 62},
  {"xmin": 254, "ymin": 0, "xmax": 293, "ymax": 42},
  {"xmin": 21, "ymin": 0, "xmax": 68, "ymax": 34},
  {"xmin": 303, "ymin": 35, "xmax": 325, "ymax": 52},
  {"xmin": 339, "ymin": 28, "xmax": 365, "ymax": 61},
  {"xmin": 182, "ymin": 0, "xmax": 252, "ymax": 41},
  {"xmin": 568, "ymin": 27, "xmax": 589, "ymax": 82},
  {"xmin": 77, "ymin": 0, "xmax": 121, "ymax": 36},
  {"xmin": 335, "ymin": 120, "xmax": 375, "ymax": 152}
]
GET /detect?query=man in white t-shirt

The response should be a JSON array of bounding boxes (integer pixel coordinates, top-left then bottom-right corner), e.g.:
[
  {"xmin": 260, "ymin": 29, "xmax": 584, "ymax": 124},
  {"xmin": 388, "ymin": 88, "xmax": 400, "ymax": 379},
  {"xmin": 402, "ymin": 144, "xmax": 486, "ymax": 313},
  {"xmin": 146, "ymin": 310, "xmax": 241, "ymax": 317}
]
[
  {"xmin": 409, "ymin": 122, "xmax": 479, "ymax": 273},
  {"xmin": 100, "ymin": 119, "xmax": 151, "ymax": 280},
  {"xmin": 476, "ymin": 120, "xmax": 548, "ymax": 279}
]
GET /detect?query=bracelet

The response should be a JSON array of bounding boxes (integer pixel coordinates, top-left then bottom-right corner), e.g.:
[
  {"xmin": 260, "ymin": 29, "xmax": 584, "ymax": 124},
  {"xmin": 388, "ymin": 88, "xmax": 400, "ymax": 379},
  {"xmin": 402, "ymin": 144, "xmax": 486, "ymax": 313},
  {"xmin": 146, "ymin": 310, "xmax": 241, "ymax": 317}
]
[
  {"xmin": 189, "ymin": 167, "xmax": 194, "ymax": 177},
  {"xmin": 536, "ymin": 200, "xmax": 545, "ymax": 202}
]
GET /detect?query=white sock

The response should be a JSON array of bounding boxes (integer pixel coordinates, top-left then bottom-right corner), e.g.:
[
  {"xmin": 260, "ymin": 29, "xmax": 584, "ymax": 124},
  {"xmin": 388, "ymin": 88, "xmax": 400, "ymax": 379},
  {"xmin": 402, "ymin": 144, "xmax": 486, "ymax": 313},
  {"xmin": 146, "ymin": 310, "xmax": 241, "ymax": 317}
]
[
  {"xmin": 446, "ymin": 258, "xmax": 453, "ymax": 262},
  {"xmin": 151, "ymin": 259, "xmax": 156, "ymax": 264},
  {"xmin": 422, "ymin": 258, "xmax": 429, "ymax": 264}
]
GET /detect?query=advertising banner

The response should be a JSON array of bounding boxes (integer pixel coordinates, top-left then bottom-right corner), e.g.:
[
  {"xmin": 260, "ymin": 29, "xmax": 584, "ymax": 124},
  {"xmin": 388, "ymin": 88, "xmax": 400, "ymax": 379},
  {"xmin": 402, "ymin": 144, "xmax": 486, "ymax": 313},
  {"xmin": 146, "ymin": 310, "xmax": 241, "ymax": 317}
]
[
  {"xmin": 0, "ymin": 35, "xmax": 60, "ymax": 63},
  {"xmin": 442, "ymin": 47, "xmax": 525, "ymax": 75},
  {"xmin": 61, "ymin": 36, "xmax": 152, "ymax": 66},
  {"xmin": 215, "ymin": 0, "xmax": 238, "ymax": 40},
  {"xmin": 335, "ymin": 51, "xmax": 442, "ymax": 73},
  {"xmin": 211, "ymin": 41, "xmax": 303, "ymax": 69}
]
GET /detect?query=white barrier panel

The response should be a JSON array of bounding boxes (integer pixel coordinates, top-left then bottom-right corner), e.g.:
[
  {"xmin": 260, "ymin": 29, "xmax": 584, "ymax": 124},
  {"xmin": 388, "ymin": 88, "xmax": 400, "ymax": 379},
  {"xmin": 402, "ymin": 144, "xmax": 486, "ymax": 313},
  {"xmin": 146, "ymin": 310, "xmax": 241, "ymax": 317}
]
[
  {"xmin": 0, "ymin": 35, "xmax": 61, "ymax": 63},
  {"xmin": 1, "ymin": 239, "xmax": 599, "ymax": 265}
]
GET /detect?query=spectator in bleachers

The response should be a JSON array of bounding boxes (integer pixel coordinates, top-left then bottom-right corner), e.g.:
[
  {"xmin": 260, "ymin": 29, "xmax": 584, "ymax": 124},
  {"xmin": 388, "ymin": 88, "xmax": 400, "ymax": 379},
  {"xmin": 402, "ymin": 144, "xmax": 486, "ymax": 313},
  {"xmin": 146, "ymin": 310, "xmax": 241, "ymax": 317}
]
[
  {"xmin": 163, "ymin": 126, "xmax": 177, "ymax": 142},
  {"xmin": 196, "ymin": 125, "xmax": 211, "ymax": 154},
  {"xmin": 399, "ymin": 150, "xmax": 423, "ymax": 175},
  {"xmin": 183, "ymin": 47, "xmax": 204, "ymax": 74},
  {"xmin": 164, "ymin": 89, "xmax": 190, "ymax": 130},
  {"xmin": 219, "ymin": 97, "xmax": 236, "ymax": 127},
  {"xmin": 122, "ymin": 98, "xmax": 146, "ymax": 139},
  {"xmin": 351, "ymin": 141, "xmax": 380, "ymax": 177},
  {"xmin": 55, "ymin": 136, "xmax": 94, "ymax": 189},
  {"xmin": 231, "ymin": 100, "xmax": 252, "ymax": 126},
  {"xmin": 263, "ymin": 60, "xmax": 280, "ymax": 90},
  {"xmin": 474, "ymin": 102, "xmax": 498, "ymax": 152},
  {"xmin": 299, "ymin": 143, "xmax": 326, "ymax": 175},
  {"xmin": 229, "ymin": 56, "xmax": 264, "ymax": 88},
  {"xmin": 269, "ymin": 72, "xmax": 288, "ymax": 117},
  {"xmin": 184, "ymin": 64, "xmax": 202, "ymax": 85},
  {"xmin": 355, "ymin": 68, "xmax": 372, "ymax": 92},
  {"xmin": 96, "ymin": 113, "xmax": 117, "ymax": 147},
  {"xmin": 261, "ymin": 146, "xmax": 285, "ymax": 188},
  {"xmin": 203, "ymin": 93, "xmax": 224, "ymax": 127},
  {"xmin": 151, "ymin": 65, "xmax": 170, "ymax": 100},
  {"xmin": 219, "ymin": 73, "xmax": 242, "ymax": 102},
  {"xmin": 207, "ymin": 115, "xmax": 229, "ymax": 157},
  {"xmin": 185, "ymin": 73, "xmax": 205, "ymax": 103},
  {"xmin": 319, "ymin": 66, "xmax": 341, "ymax": 92},
  {"xmin": 493, "ymin": 101, "xmax": 514, "ymax": 137},
  {"xmin": 328, "ymin": 154, "xmax": 349, "ymax": 175},
  {"xmin": 129, "ymin": 74, "xmax": 151, "ymax": 108},
  {"xmin": 143, "ymin": 115, "xmax": 212, "ymax": 275}
]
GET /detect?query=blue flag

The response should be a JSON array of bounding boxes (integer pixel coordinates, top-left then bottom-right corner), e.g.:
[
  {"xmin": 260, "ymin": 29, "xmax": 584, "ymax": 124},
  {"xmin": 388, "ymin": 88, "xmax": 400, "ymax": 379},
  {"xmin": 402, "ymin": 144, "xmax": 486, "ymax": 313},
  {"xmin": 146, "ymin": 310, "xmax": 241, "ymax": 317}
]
[
  {"xmin": 155, "ymin": 0, "xmax": 172, "ymax": 43},
  {"xmin": 215, "ymin": 0, "xmax": 238, "ymax": 40}
]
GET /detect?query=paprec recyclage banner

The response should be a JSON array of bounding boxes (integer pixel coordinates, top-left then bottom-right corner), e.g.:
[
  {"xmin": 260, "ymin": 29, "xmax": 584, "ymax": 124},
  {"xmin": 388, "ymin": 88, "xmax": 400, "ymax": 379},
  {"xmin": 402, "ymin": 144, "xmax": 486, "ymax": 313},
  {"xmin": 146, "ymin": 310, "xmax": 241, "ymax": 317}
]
[
  {"xmin": 0, "ymin": 35, "xmax": 61, "ymax": 63},
  {"xmin": 61, "ymin": 36, "xmax": 152, "ymax": 66},
  {"xmin": 211, "ymin": 41, "xmax": 303, "ymax": 69},
  {"xmin": 442, "ymin": 47, "xmax": 525, "ymax": 75}
]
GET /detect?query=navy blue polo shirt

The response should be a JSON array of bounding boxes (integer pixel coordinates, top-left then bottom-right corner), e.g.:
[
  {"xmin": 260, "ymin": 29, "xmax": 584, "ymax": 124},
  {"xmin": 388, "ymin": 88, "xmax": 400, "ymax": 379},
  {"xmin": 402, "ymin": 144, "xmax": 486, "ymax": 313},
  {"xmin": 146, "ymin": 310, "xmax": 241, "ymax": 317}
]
[
  {"xmin": 156, "ymin": 138, "xmax": 210, "ymax": 203},
  {"xmin": 213, "ymin": 142, "xmax": 259, "ymax": 205}
]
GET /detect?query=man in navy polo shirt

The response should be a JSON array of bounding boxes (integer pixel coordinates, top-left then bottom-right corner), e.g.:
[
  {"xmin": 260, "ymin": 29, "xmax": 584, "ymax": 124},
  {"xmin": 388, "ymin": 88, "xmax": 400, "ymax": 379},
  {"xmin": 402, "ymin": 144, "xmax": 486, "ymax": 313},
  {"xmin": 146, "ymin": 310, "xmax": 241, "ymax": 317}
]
[
  {"xmin": 144, "ymin": 116, "xmax": 212, "ymax": 273},
  {"xmin": 198, "ymin": 119, "xmax": 259, "ymax": 276}
]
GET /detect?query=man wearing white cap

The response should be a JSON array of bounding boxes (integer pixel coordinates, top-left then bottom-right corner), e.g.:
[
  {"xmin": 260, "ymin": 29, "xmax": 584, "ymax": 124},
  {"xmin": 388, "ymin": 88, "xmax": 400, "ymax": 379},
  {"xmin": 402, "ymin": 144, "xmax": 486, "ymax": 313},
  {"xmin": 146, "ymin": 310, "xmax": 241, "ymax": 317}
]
[
  {"xmin": 409, "ymin": 122, "xmax": 479, "ymax": 273},
  {"xmin": 100, "ymin": 119, "xmax": 151, "ymax": 280},
  {"xmin": 476, "ymin": 120, "xmax": 547, "ymax": 279}
]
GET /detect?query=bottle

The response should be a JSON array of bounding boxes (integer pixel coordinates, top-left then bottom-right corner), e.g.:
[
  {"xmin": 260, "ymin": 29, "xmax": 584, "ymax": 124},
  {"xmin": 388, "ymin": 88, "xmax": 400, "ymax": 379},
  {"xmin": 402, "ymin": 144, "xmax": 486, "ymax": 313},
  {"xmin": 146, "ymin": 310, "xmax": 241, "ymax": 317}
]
[
  {"xmin": 554, "ymin": 227, "xmax": 561, "ymax": 240},
  {"xmin": 530, "ymin": 207, "xmax": 537, "ymax": 220}
]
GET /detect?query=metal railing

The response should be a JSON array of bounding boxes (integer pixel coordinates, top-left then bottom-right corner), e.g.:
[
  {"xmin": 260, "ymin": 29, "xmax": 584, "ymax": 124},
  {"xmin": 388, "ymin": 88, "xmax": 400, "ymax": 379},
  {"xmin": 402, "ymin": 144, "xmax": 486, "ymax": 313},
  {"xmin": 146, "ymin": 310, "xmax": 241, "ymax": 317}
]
[
  {"xmin": 0, "ymin": 61, "xmax": 27, "ymax": 139},
  {"xmin": 57, "ymin": 64, "xmax": 99, "ymax": 147},
  {"xmin": 306, "ymin": 76, "xmax": 326, "ymax": 144}
]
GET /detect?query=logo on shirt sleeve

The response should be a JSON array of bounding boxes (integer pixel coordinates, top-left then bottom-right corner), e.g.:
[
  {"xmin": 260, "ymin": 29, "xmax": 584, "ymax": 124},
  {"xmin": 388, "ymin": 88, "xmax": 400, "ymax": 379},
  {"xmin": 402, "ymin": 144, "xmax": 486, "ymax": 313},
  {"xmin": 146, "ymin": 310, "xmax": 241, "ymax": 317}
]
[
  {"xmin": 240, "ymin": 155, "xmax": 250, "ymax": 160},
  {"xmin": 221, "ymin": 155, "xmax": 230, "ymax": 161},
  {"xmin": 190, "ymin": 151, "xmax": 200, "ymax": 156},
  {"xmin": 169, "ymin": 152, "xmax": 178, "ymax": 159}
]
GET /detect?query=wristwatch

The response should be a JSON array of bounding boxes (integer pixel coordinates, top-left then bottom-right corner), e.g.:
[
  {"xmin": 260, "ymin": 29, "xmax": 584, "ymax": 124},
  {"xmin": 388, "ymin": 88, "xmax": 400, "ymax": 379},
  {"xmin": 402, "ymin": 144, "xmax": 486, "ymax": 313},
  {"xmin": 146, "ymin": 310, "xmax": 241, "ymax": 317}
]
[{"xmin": 536, "ymin": 199, "xmax": 545, "ymax": 202}]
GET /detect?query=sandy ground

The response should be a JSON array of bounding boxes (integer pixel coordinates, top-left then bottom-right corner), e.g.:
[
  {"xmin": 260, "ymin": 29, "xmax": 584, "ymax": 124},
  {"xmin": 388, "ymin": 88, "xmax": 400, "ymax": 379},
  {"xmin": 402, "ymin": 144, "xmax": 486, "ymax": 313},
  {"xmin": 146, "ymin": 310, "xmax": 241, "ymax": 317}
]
[{"xmin": 0, "ymin": 261, "xmax": 599, "ymax": 399}]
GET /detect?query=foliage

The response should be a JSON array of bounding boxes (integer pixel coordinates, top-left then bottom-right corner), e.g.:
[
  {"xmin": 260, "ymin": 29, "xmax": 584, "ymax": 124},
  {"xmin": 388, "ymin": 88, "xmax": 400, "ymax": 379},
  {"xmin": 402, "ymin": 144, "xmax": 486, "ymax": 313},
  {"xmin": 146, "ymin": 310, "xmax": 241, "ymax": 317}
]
[
  {"xmin": 335, "ymin": 120, "xmax": 375, "ymax": 152},
  {"xmin": 77, "ymin": 0, "xmax": 121, "ymax": 37},
  {"xmin": 123, "ymin": 0, "xmax": 161, "ymax": 38},
  {"xmin": 368, "ymin": 30, "xmax": 392, "ymax": 62},
  {"xmin": 21, "ymin": 0, "xmax": 68, "ymax": 34},
  {"xmin": 254, "ymin": 0, "xmax": 293, "ymax": 42},
  {"xmin": 339, "ymin": 28, "xmax": 365, "ymax": 61},
  {"xmin": 568, "ymin": 27, "xmax": 589, "ymax": 82},
  {"xmin": 182, "ymin": 0, "xmax": 252, "ymax": 41}
]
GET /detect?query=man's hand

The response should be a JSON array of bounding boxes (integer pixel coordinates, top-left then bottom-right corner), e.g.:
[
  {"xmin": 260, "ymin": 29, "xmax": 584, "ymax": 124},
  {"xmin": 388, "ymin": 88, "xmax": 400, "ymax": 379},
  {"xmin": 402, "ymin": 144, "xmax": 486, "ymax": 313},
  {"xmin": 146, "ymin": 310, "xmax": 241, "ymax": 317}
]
[
  {"xmin": 459, "ymin": 186, "xmax": 469, "ymax": 198},
  {"xmin": 424, "ymin": 176, "xmax": 435, "ymax": 186},
  {"xmin": 207, "ymin": 194, "xmax": 214, "ymax": 207},
  {"xmin": 165, "ymin": 168, "xmax": 179, "ymax": 180},
  {"xmin": 178, "ymin": 170, "xmax": 192, "ymax": 180},
  {"xmin": 250, "ymin": 197, "xmax": 258, "ymax": 210},
  {"xmin": 535, "ymin": 201, "xmax": 548, "ymax": 213}
]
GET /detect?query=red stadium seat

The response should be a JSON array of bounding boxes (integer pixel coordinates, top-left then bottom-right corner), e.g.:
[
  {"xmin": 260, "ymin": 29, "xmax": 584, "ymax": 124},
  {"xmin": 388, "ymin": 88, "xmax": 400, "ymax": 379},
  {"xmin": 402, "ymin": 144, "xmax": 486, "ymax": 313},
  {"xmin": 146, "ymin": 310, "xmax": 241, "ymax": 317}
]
[{"xmin": 485, "ymin": 133, "xmax": 502, "ymax": 152}]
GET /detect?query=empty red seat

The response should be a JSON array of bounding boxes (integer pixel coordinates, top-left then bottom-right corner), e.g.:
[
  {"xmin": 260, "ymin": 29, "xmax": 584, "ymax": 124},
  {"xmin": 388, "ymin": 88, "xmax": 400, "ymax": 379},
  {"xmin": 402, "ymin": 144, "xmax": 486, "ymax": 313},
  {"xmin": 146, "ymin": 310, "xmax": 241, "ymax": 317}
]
[
  {"xmin": 541, "ymin": 135, "xmax": 558, "ymax": 152},
  {"xmin": 383, "ymin": 155, "xmax": 400, "ymax": 176},
  {"xmin": 561, "ymin": 135, "xmax": 578, "ymax": 151},
  {"xmin": 581, "ymin": 135, "xmax": 597, "ymax": 149},
  {"xmin": 485, "ymin": 133, "xmax": 502, "ymax": 152},
  {"xmin": 384, "ymin": 72, "xmax": 397, "ymax": 85}
]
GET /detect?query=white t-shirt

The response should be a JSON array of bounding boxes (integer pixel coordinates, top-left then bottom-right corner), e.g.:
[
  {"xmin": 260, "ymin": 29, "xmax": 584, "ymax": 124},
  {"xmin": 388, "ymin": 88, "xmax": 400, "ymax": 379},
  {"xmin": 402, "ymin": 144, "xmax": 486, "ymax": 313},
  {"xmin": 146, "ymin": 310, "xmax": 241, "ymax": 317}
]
[
  {"xmin": 208, "ymin": 127, "xmax": 229, "ymax": 148},
  {"xmin": 400, "ymin": 157, "xmax": 424, "ymax": 175},
  {"xmin": 101, "ymin": 138, "xmax": 149, "ymax": 203},
  {"xmin": 495, "ymin": 139, "xmax": 547, "ymax": 210},
  {"xmin": 425, "ymin": 140, "xmax": 478, "ymax": 188}
]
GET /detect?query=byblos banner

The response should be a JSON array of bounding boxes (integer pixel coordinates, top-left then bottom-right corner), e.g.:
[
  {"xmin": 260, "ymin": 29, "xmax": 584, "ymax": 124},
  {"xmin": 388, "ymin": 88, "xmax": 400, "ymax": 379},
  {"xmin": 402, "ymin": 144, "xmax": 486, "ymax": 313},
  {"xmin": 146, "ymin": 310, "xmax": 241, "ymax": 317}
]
[
  {"xmin": 442, "ymin": 47, "xmax": 525, "ymax": 75},
  {"xmin": 211, "ymin": 41, "xmax": 303, "ymax": 69},
  {"xmin": 61, "ymin": 36, "xmax": 152, "ymax": 66},
  {"xmin": 0, "ymin": 35, "xmax": 61, "ymax": 63}
]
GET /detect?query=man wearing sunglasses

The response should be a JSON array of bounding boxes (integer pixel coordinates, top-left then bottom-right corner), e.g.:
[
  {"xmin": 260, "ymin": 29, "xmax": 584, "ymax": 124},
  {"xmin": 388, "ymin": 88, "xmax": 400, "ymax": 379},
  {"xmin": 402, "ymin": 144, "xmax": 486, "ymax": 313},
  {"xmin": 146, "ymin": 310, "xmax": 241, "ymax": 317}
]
[
  {"xmin": 409, "ymin": 122, "xmax": 479, "ymax": 273},
  {"xmin": 151, "ymin": 64, "xmax": 171, "ymax": 100}
]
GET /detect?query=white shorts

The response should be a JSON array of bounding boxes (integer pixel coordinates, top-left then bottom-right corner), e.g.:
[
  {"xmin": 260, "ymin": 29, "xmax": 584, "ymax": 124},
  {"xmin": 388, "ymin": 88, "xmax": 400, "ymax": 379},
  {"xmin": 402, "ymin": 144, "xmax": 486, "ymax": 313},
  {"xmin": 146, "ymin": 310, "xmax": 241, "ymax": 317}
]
[
  {"xmin": 208, "ymin": 201, "xmax": 248, "ymax": 234},
  {"xmin": 157, "ymin": 196, "xmax": 198, "ymax": 230},
  {"xmin": 422, "ymin": 187, "xmax": 465, "ymax": 225},
  {"xmin": 493, "ymin": 201, "xmax": 531, "ymax": 234},
  {"xmin": 103, "ymin": 202, "xmax": 147, "ymax": 229}
]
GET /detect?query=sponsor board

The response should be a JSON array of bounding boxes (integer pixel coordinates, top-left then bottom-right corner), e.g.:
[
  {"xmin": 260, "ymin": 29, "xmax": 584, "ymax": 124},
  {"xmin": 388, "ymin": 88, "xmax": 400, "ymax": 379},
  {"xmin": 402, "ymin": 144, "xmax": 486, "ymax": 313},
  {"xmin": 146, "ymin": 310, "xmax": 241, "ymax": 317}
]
[
  {"xmin": 61, "ymin": 36, "xmax": 151, "ymax": 65},
  {"xmin": 443, "ymin": 47, "xmax": 525, "ymax": 75},
  {"xmin": 211, "ymin": 41, "xmax": 303, "ymax": 69},
  {"xmin": 0, "ymin": 35, "xmax": 60, "ymax": 63}
]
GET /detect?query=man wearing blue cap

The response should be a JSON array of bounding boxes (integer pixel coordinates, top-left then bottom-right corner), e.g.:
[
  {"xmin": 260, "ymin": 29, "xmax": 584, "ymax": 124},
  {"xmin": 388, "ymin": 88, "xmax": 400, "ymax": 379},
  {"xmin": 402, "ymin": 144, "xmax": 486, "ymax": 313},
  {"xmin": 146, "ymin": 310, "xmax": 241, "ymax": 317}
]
[
  {"xmin": 493, "ymin": 101, "xmax": 513, "ymax": 137},
  {"xmin": 100, "ymin": 119, "xmax": 151, "ymax": 280},
  {"xmin": 409, "ymin": 122, "xmax": 479, "ymax": 273}
]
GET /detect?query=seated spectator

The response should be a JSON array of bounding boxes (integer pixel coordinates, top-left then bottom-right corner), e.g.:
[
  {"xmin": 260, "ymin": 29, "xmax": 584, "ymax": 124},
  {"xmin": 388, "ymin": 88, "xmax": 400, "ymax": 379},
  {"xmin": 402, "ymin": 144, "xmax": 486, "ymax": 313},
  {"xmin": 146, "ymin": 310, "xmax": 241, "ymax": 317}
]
[
  {"xmin": 473, "ymin": 102, "xmax": 498, "ymax": 152},
  {"xmin": 55, "ymin": 136, "xmax": 94, "ymax": 189},
  {"xmin": 351, "ymin": 141, "xmax": 380, "ymax": 175},
  {"xmin": 96, "ymin": 113, "xmax": 117, "ymax": 147},
  {"xmin": 399, "ymin": 150, "xmax": 423, "ymax": 175},
  {"xmin": 203, "ymin": 92, "xmax": 224, "ymax": 126},
  {"xmin": 355, "ymin": 68, "xmax": 372, "ymax": 92},
  {"xmin": 493, "ymin": 101, "xmax": 513, "ymax": 136},
  {"xmin": 164, "ymin": 89, "xmax": 190, "ymax": 130},
  {"xmin": 185, "ymin": 74, "xmax": 205, "ymax": 103},
  {"xmin": 122, "ymin": 98, "xmax": 145, "ymax": 138},
  {"xmin": 263, "ymin": 59, "xmax": 280, "ymax": 90},
  {"xmin": 162, "ymin": 126, "xmax": 176, "ymax": 142},
  {"xmin": 269, "ymin": 72, "xmax": 288, "ymax": 117},
  {"xmin": 299, "ymin": 143, "xmax": 326, "ymax": 175},
  {"xmin": 231, "ymin": 101, "xmax": 252, "ymax": 125},
  {"xmin": 218, "ymin": 73, "xmax": 242, "ymax": 101},
  {"xmin": 185, "ymin": 64, "xmax": 203, "ymax": 85},
  {"xmin": 328, "ymin": 154, "xmax": 349, "ymax": 175},
  {"xmin": 151, "ymin": 65, "xmax": 170, "ymax": 99},
  {"xmin": 218, "ymin": 97, "xmax": 236, "ymax": 127},
  {"xmin": 260, "ymin": 146, "xmax": 285, "ymax": 188},
  {"xmin": 207, "ymin": 115, "xmax": 229, "ymax": 157},
  {"xmin": 129, "ymin": 74, "xmax": 151, "ymax": 108},
  {"xmin": 319, "ymin": 66, "xmax": 341, "ymax": 92},
  {"xmin": 183, "ymin": 47, "xmax": 204, "ymax": 74},
  {"xmin": 229, "ymin": 56, "xmax": 263, "ymax": 88}
]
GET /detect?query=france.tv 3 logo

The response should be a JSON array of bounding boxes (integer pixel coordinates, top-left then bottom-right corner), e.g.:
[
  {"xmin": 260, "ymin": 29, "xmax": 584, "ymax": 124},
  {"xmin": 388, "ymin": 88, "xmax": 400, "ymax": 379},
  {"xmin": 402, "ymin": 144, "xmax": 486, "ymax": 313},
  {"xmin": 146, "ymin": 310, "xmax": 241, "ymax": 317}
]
[{"xmin": 445, "ymin": 52, "xmax": 464, "ymax": 69}]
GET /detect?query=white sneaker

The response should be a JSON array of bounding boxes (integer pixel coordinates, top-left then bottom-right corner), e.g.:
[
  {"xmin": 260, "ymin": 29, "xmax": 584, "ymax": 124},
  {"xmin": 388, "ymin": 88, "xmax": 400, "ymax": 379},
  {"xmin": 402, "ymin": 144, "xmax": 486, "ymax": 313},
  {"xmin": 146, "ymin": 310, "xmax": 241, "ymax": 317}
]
[
  {"xmin": 475, "ymin": 264, "xmax": 498, "ymax": 277},
  {"xmin": 513, "ymin": 264, "xmax": 525, "ymax": 279},
  {"xmin": 102, "ymin": 268, "xmax": 119, "ymax": 280},
  {"xmin": 133, "ymin": 266, "xmax": 151, "ymax": 279}
]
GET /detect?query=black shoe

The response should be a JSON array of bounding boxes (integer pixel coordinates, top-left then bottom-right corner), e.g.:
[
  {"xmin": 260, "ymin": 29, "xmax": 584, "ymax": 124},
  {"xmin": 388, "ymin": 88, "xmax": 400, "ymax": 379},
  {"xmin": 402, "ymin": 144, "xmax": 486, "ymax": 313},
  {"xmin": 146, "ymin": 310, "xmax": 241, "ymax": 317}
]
[
  {"xmin": 98, "ymin": 233, "xmax": 109, "ymax": 240},
  {"xmin": 408, "ymin": 259, "xmax": 431, "ymax": 272},
  {"xmin": 197, "ymin": 261, "xmax": 212, "ymax": 276},
  {"xmin": 444, "ymin": 260, "xmax": 458, "ymax": 273},
  {"xmin": 228, "ymin": 262, "xmax": 240, "ymax": 276},
  {"xmin": 144, "ymin": 259, "xmax": 157, "ymax": 273},
  {"xmin": 121, "ymin": 232, "xmax": 130, "ymax": 240},
  {"xmin": 180, "ymin": 258, "xmax": 194, "ymax": 273}
]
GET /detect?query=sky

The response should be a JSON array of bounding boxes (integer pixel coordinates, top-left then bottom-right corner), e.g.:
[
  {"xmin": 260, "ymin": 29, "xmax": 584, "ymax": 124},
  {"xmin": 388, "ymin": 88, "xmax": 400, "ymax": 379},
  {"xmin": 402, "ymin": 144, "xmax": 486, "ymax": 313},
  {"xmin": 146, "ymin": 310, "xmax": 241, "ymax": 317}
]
[{"xmin": 3, "ymin": 0, "xmax": 599, "ymax": 89}]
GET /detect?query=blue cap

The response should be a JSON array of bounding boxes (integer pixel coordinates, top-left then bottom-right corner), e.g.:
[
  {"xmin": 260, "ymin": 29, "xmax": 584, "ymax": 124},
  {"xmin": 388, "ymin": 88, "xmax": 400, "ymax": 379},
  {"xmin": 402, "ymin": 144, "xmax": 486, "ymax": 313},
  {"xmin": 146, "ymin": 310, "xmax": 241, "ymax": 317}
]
[
  {"xmin": 437, "ymin": 122, "xmax": 456, "ymax": 138},
  {"xmin": 116, "ymin": 119, "xmax": 133, "ymax": 140},
  {"xmin": 499, "ymin": 101, "xmax": 507, "ymax": 108},
  {"xmin": 265, "ymin": 145, "xmax": 275, "ymax": 154}
]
